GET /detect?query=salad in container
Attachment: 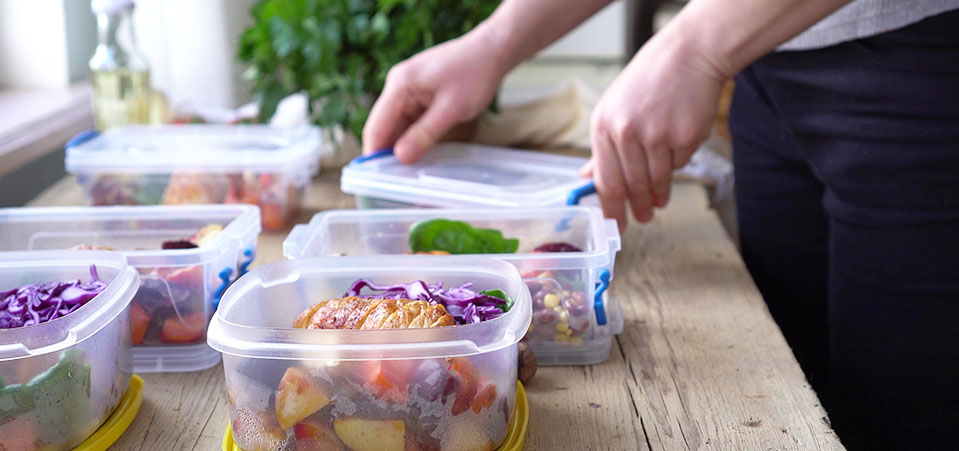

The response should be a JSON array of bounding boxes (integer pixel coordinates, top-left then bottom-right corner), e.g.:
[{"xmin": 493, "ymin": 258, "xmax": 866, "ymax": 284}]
[
  {"xmin": 283, "ymin": 207, "xmax": 622, "ymax": 365},
  {"xmin": 340, "ymin": 143, "xmax": 598, "ymax": 210},
  {"xmin": 65, "ymin": 124, "xmax": 322, "ymax": 230},
  {"xmin": 0, "ymin": 251, "xmax": 139, "ymax": 450},
  {"xmin": 0, "ymin": 205, "xmax": 261, "ymax": 373},
  {"xmin": 208, "ymin": 257, "xmax": 531, "ymax": 451}
]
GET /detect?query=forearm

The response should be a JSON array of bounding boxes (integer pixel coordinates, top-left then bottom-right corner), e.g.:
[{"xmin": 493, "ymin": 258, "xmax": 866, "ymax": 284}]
[
  {"xmin": 469, "ymin": 0, "xmax": 613, "ymax": 72},
  {"xmin": 663, "ymin": 0, "xmax": 853, "ymax": 79}
]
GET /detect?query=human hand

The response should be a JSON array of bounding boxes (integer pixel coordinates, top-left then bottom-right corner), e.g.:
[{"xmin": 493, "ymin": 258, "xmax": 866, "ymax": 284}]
[
  {"xmin": 362, "ymin": 33, "xmax": 508, "ymax": 163},
  {"xmin": 582, "ymin": 32, "xmax": 727, "ymax": 227}
]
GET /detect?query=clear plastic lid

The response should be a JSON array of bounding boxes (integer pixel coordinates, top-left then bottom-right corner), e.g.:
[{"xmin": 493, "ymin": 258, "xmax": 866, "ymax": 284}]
[
  {"xmin": 0, "ymin": 251, "xmax": 139, "ymax": 360},
  {"xmin": 341, "ymin": 143, "xmax": 594, "ymax": 208},
  {"xmin": 207, "ymin": 257, "xmax": 532, "ymax": 361},
  {"xmin": 65, "ymin": 124, "xmax": 323, "ymax": 174}
]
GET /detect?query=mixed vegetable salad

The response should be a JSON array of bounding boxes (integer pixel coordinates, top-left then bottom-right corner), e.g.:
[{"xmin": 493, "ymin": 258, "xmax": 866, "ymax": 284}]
[
  {"xmin": 73, "ymin": 224, "xmax": 225, "ymax": 347},
  {"xmin": 86, "ymin": 171, "xmax": 299, "ymax": 230},
  {"xmin": 405, "ymin": 219, "xmax": 596, "ymax": 348},
  {"xmin": 227, "ymin": 278, "xmax": 516, "ymax": 451}
]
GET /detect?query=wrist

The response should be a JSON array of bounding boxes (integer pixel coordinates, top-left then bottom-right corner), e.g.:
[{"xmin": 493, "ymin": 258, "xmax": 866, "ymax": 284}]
[
  {"xmin": 467, "ymin": 21, "xmax": 520, "ymax": 78},
  {"xmin": 660, "ymin": 6, "xmax": 745, "ymax": 80}
]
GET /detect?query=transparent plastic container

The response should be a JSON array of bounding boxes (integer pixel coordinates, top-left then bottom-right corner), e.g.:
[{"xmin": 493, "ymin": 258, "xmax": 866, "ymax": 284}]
[
  {"xmin": 283, "ymin": 207, "xmax": 622, "ymax": 366},
  {"xmin": 0, "ymin": 205, "xmax": 261, "ymax": 373},
  {"xmin": 0, "ymin": 251, "xmax": 139, "ymax": 450},
  {"xmin": 208, "ymin": 257, "xmax": 531, "ymax": 451},
  {"xmin": 65, "ymin": 124, "xmax": 322, "ymax": 230},
  {"xmin": 341, "ymin": 143, "xmax": 598, "ymax": 209}
]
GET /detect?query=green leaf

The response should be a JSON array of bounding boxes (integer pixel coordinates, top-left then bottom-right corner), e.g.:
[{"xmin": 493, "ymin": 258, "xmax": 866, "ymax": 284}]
[
  {"xmin": 409, "ymin": 219, "xmax": 519, "ymax": 254},
  {"xmin": 257, "ymin": 83, "xmax": 286, "ymax": 123},
  {"xmin": 269, "ymin": 17, "xmax": 298, "ymax": 57}
]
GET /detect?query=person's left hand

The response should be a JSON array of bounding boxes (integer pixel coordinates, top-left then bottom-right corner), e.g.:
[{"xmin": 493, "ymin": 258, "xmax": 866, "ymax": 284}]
[{"xmin": 582, "ymin": 31, "xmax": 727, "ymax": 227}]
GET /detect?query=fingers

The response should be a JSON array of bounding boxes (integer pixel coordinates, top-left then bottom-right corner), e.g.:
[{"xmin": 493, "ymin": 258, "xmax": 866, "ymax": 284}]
[
  {"xmin": 614, "ymin": 137, "xmax": 654, "ymax": 222},
  {"xmin": 646, "ymin": 147, "xmax": 673, "ymax": 207},
  {"xmin": 362, "ymin": 80, "xmax": 409, "ymax": 155},
  {"xmin": 394, "ymin": 94, "xmax": 461, "ymax": 164},
  {"xmin": 591, "ymin": 131, "xmax": 629, "ymax": 230},
  {"xmin": 579, "ymin": 158, "xmax": 595, "ymax": 179}
]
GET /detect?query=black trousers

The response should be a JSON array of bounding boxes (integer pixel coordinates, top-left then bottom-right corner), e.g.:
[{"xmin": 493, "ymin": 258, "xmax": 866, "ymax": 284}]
[{"xmin": 730, "ymin": 10, "xmax": 959, "ymax": 451}]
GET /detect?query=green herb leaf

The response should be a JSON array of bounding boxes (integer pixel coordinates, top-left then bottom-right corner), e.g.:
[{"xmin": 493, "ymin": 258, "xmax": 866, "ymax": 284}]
[{"xmin": 409, "ymin": 219, "xmax": 519, "ymax": 254}]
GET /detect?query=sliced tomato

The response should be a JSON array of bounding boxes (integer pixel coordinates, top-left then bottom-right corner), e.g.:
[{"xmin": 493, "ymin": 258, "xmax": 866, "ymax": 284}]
[
  {"xmin": 471, "ymin": 381, "xmax": 497, "ymax": 413},
  {"xmin": 260, "ymin": 202, "xmax": 288, "ymax": 231},
  {"xmin": 160, "ymin": 312, "xmax": 207, "ymax": 344},
  {"xmin": 357, "ymin": 361, "xmax": 413, "ymax": 404},
  {"xmin": 130, "ymin": 303, "xmax": 150, "ymax": 345},
  {"xmin": 447, "ymin": 357, "xmax": 479, "ymax": 415},
  {"xmin": 156, "ymin": 265, "xmax": 203, "ymax": 286}
]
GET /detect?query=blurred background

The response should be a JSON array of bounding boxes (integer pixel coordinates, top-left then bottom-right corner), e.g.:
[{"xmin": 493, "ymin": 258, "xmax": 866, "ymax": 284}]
[{"xmin": 2, "ymin": 0, "xmax": 737, "ymax": 234}]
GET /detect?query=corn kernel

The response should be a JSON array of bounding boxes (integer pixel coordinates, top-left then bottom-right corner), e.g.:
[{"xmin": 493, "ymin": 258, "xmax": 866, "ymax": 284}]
[
  {"xmin": 554, "ymin": 333, "xmax": 569, "ymax": 342},
  {"xmin": 556, "ymin": 322, "xmax": 569, "ymax": 333},
  {"xmin": 544, "ymin": 294, "xmax": 560, "ymax": 308},
  {"xmin": 553, "ymin": 306, "xmax": 564, "ymax": 313},
  {"xmin": 571, "ymin": 337, "xmax": 582, "ymax": 346}
]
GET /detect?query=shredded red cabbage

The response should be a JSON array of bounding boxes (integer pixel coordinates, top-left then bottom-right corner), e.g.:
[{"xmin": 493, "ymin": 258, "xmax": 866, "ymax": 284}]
[
  {"xmin": 345, "ymin": 279, "xmax": 511, "ymax": 325},
  {"xmin": 0, "ymin": 265, "xmax": 107, "ymax": 329}
]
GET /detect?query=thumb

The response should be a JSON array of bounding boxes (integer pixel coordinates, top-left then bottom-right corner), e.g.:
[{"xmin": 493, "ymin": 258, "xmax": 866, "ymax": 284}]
[
  {"xmin": 579, "ymin": 157, "xmax": 596, "ymax": 178},
  {"xmin": 394, "ymin": 95, "xmax": 461, "ymax": 164}
]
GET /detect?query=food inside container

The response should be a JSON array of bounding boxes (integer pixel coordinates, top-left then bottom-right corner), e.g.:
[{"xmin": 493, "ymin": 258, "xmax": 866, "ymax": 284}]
[
  {"xmin": 341, "ymin": 143, "xmax": 597, "ymax": 209},
  {"xmin": 0, "ymin": 252, "xmax": 139, "ymax": 450},
  {"xmin": 65, "ymin": 124, "xmax": 322, "ymax": 230},
  {"xmin": 283, "ymin": 207, "xmax": 622, "ymax": 366},
  {"xmin": 208, "ymin": 257, "xmax": 531, "ymax": 451},
  {"xmin": 0, "ymin": 205, "xmax": 261, "ymax": 373}
]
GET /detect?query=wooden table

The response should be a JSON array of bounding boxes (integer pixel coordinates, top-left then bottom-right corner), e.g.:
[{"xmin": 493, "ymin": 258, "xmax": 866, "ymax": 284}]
[{"xmin": 28, "ymin": 167, "xmax": 843, "ymax": 450}]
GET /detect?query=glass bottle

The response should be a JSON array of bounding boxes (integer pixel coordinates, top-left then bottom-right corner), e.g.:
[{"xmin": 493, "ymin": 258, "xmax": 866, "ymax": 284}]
[{"xmin": 89, "ymin": 0, "xmax": 151, "ymax": 131}]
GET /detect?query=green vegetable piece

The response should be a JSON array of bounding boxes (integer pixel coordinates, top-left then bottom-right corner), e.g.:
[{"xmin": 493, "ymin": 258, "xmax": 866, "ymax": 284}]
[
  {"xmin": 18, "ymin": 350, "xmax": 91, "ymax": 437},
  {"xmin": 481, "ymin": 289, "xmax": 514, "ymax": 313},
  {"xmin": 409, "ymin": 219, "xmax": 519, "ymax": 254}
]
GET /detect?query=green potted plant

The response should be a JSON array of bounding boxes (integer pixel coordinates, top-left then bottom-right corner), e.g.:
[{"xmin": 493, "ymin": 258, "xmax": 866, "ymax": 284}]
[{"xmin": 238, "ymin": 0, "xmax": 499, "ymax": 145}]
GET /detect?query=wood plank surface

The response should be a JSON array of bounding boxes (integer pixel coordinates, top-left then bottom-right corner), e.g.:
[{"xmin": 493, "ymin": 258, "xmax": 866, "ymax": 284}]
[{"xmin": 27, "ymin": 165, "xmax": 843, "ymax": 450}]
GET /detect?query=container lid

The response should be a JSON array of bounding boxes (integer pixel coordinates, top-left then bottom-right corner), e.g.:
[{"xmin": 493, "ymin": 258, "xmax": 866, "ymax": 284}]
[
  {"xmin": 65, "ymin": 125, "xmax": 323, "ymax": 174},
  {"xmin": 0, "ymin": 205, "xmax": 261, "ymax": 267},
  {"xmin": 341, "ymin": 144, "xmax": 594, "ymax": 208},
  {"xmin": 0, "ymin": 251, "xmax": 139, "ymax": 361},
  {"xmin": 208, "ymin": 257, "xmax": 532, "ymax": 361},
  {"xmin": 91, "ymin": 0, "xmax": 134, "ymax": 15}
]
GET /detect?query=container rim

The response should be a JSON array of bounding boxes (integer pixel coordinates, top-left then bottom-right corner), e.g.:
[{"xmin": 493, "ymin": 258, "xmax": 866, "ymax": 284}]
[
  {"xmin": 207, "ymin": 256, "xmax": 532, "ymax": 361},
  {"xmin": 0, "ymin": 204, "xmax": 262, "ymax": 266},
  {"xmin": 340, "ymin": 143, "xmax": 591, "ymax": 208},
  {"xmin": 283, "ymin": 206, "xmax": 622, "ymax": 269},
  {"xmin": 65, "ymin": 124, "xmax": 322, "ymax": 174},
  {"xmin": 0, "ymin": 251, "xmax": 140, "ymax": 361}
]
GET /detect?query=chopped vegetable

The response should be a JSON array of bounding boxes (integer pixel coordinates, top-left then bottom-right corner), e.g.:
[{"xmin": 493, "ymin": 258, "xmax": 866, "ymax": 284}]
[
  {"xmin": 0, "ymin": 266, "xmax": 106, "ymax": 329},
  {"xmin": 409, "ymin": 219, "xmax": 519, "ymax": 254},
  {"xmin": 344, "ymin": 279, "xmax": 512, "ymax": 325},
  {"xmin": 533, "ymin": 242, "xmax": 583, "ymax": 253}
]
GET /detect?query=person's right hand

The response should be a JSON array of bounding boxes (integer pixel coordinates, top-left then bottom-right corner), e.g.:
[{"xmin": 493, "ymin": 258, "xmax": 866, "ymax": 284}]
[{"xmin": 362, "ymin": 34, "xmax": 508, "ymax": 163}]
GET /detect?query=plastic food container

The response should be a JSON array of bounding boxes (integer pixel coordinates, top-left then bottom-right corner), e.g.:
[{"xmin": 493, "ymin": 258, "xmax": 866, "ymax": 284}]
[
  {"xmin": 208, "ymin": 257, "xmax": 531, "ymax": 451},
  {"xmin": 0, "ymin": 205, "xmax": 261, "ymax": 373},
  {"xmin": 65, "ymin": 124, "xmax": 322, "ymax": 230},
  {"xmin": 0, "ymin": 251, "xmax": 139, "ymax": 450},
  {"xmin": 341, "ymin": 143, "xmax": 598, "ymax": 209},
  {"xmin": 283, "ymin": 207, "xmax": 622, "ymax": 366}
]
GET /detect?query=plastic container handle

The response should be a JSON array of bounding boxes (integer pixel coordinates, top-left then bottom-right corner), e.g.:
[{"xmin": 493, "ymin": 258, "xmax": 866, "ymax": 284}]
[
  {"xmin": 350, "ymin": 148, "xmax": 394, "ymax": 165},
  {"xmin": 566, "ymin": 180, "xmax": 596, "ymax": 206},
  {"xmin": 239, "ymin": 247, "xmax": 255, "ymax": 276},
  {"xmin": 594, "ymin": 268, "xmax": 610, "ymax": 326},
  {"xmin": 213, "ymin": 267, "xmax": 233, "ymax": 311},
  {"xmin": 65, "ymin": 129, "xmax": 100, "ymax": 149}
]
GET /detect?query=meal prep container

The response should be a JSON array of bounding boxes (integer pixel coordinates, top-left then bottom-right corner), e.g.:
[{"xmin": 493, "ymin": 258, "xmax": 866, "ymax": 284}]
[
  {"xmin": 65, "ymin": 124, "xmax": 322, "ymax": 230},
  {"xmin": 0, "ymin": 251, "xmax": 139, "ymax": 451},
  {"xmin": 208, "ymin": 257, "xmax": 531, "ymax": 451},
  {"xmin": 283, "ymin": 207, "xmax": 622, "ymax": 365},
  {"xmin": 341, "ymin": 143, "xmax": 598, "ymax": 209},
  {"xmin": 0, "ymin": 205, "xmax": 261, "ymax": 373}
]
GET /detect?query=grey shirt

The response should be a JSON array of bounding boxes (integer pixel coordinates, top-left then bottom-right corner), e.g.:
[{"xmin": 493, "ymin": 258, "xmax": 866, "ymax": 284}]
[{"xmin": 779, "ymin": 0, "xmax": 959, "ymax": 50}]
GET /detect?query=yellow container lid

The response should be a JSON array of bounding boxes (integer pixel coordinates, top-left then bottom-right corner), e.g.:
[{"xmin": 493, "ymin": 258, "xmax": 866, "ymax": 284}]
[
  {"xmin": 222, "ymin": 381, "xmax": 529, "ymax": 451},
  {"xmin": 74, "ymin": 374, "xmax": 144, "ymax": 451}
]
